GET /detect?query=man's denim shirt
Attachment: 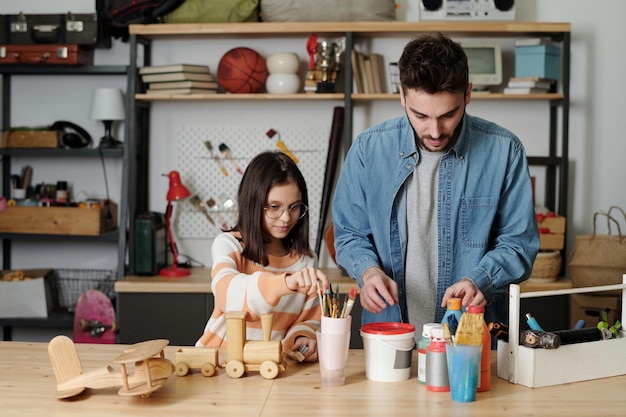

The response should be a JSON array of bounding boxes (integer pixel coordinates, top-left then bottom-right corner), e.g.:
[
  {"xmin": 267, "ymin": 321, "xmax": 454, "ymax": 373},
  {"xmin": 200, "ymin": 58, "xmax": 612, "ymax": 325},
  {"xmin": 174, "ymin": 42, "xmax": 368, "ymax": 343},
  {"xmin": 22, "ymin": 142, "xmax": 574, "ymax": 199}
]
[{"xmin": 332, "ymin": 113, "xmax": 539, "ymax": 325}]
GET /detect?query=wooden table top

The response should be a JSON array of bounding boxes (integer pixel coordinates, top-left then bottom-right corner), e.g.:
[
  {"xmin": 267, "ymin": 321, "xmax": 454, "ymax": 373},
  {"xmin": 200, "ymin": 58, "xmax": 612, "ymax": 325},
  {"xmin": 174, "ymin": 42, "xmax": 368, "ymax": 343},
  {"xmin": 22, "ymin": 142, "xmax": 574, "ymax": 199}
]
[
  {"xmin": 0, "ymin": 340, "xmax": 623, "ymax": 417},
  {"xmin": 116, "ymin": 267, "xmax": 572, "ymax": 294}
]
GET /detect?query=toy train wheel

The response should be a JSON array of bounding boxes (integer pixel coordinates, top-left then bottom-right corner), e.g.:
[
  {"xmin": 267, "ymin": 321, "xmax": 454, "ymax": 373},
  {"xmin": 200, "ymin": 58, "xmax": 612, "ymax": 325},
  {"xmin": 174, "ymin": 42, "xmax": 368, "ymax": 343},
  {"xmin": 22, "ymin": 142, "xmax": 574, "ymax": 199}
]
[
  {"xmin": 175, "ymin": 362, "xmax": 190, "ymax": 376},
  {"xmin": 201, "ymin": 362, "xmax": 216, "ymax": 377},
  {"xmin": 259, "ymin": 360, "xmax": 280, "ymax": 379},
  {"xmin": 225, "ymin": 359, "xmax": 245, "ymax": 378}
]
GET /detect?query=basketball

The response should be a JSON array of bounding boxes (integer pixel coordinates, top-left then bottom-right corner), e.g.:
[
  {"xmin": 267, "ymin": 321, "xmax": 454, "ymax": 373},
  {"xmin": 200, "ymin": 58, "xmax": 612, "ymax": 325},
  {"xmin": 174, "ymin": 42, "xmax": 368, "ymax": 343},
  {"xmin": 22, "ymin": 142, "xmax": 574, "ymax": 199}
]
[{"xmin": 217, "ymin": 47, "xmax": 268, "ymax": 93}]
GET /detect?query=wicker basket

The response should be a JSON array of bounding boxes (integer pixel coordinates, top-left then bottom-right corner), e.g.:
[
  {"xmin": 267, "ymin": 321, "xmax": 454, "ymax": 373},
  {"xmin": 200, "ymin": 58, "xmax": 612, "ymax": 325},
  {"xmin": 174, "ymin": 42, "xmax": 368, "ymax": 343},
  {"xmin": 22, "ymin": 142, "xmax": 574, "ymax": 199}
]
[
  {"xmin": 48, "ymin": 268, "xmax": 116, "ymax": 312},
  {"xmin": 530, "ymin": 251, "xmax": 562, "ymax": 279}
]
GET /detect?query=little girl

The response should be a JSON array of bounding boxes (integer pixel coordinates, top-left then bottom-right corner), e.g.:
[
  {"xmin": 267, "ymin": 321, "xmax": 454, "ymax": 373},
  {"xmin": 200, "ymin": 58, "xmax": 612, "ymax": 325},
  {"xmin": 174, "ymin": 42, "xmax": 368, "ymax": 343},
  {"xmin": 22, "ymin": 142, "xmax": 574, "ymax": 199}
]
[{"xmin": 196, "ymin": 151, "xmax": 329, "ymax": 362}]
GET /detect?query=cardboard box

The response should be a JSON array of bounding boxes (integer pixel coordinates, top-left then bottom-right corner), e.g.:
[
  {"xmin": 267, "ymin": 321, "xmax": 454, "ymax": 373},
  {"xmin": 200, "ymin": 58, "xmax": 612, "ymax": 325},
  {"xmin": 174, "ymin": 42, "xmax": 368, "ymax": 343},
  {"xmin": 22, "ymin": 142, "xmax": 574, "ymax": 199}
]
[
  {"xmin": 538, "ymin": 215, "xmax": 565, "ymax": 250},
  {"xmin": 570, "ymin": 293, "xmax": 621, "ymax": 328},
  {"xmin": 0, "ymin": 269, "xmax": 54, "ymax": 318},
  {"xmin": 515, "ymin": 44, "xmax": 561, "ymax": 80},
  {"xmin": 497, "ymin": 279, "xmax": 626, "ymax": 388},
  {"xmin": 0, "ymin": 202, "xmax": 117, "ymax": 236},
  {"xmin": 1, "ymin": 130, "xmax": 59, "ymax": 148}
]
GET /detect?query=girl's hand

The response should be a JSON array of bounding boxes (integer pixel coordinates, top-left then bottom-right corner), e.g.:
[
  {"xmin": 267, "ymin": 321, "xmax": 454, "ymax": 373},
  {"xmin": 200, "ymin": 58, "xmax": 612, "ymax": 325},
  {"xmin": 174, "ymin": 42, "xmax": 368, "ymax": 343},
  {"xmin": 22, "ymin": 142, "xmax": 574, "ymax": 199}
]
[
  {"xmin": 286, "ymin": 267, "xmax": 329, "ymax": 297},
  {"xmin": 292, "ymin": 336, "xmax": 318, "ymax": 362}
]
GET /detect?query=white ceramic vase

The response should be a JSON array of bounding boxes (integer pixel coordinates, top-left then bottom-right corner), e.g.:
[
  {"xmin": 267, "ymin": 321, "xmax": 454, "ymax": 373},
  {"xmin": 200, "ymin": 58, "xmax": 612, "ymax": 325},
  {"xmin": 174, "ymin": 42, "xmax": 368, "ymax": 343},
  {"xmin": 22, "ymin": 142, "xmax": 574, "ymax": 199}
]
[
  {"xmin": 266, "ymin": 52, "xmax": 300, "ymax": 75},
  {"xmin": 265, "ymin": 73, "xmax": 300, "ymax": 94}
]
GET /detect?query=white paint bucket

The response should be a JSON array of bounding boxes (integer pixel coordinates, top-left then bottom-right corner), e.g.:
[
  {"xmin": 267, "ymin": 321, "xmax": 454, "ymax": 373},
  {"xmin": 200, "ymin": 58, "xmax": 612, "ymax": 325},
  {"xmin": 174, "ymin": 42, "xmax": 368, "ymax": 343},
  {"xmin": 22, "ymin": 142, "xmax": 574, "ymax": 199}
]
[{"xmin": 360, "ymin": 322, "xmax": 416, "ymax": 382}]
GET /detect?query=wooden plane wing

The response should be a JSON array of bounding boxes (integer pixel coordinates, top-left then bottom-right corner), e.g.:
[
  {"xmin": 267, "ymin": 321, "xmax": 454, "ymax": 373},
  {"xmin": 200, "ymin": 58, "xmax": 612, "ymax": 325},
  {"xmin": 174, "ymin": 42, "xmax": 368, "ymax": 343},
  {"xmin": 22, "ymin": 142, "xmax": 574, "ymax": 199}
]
[{"xmin": 113, "ymin": 339, "xmax": 169, "ymax": 364}]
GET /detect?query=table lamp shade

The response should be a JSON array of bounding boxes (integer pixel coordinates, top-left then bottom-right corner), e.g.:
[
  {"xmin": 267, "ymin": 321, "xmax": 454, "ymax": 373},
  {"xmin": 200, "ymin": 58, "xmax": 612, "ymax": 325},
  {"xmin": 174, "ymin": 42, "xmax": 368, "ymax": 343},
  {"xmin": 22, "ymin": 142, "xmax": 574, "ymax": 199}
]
[
  {"xmin": 166, "ymin": 171, "xmax": 191, "ymax": 201},
  {"xmin": 90, "ymin": 88, "xmax": 125, "ymax": 121}
]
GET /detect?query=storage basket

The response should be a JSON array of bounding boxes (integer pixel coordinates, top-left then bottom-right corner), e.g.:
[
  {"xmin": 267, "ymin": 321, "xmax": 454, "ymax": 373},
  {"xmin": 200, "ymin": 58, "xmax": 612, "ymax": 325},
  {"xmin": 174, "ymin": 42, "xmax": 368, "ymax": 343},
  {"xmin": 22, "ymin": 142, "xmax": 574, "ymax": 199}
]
[
  {"xmin": 49, "ymin": 269, "xmax": 116, "ymax": 312},
  {"xmin": 530, "ymin": 250, "xmax": 561, "ymax": 280}
]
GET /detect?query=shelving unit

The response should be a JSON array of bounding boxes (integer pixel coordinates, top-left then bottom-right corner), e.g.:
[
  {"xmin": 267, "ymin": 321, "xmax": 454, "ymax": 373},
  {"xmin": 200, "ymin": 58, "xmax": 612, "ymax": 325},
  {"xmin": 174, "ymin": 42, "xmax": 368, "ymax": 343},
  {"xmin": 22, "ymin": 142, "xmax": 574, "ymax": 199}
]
[
  {"xmin": 126, "ymin": 21, "xmax": 570, "ymax": 272},
  {"xmin": 113, "ymin": 21, "xmax": 573, "ymax": 340},
  {"xmin": 0, "ymin": 64, "xmax": 130, "ymax": 274},
  {"xmin": 0, "ymin": 64, "xmax": 133, "ymax": 338}
]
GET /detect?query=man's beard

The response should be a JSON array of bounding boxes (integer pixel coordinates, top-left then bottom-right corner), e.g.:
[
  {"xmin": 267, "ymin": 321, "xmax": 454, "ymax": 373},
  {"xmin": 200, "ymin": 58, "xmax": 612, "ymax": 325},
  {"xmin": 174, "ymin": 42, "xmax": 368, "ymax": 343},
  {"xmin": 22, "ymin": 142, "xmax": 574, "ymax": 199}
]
[{"xmin": 411, "ymin": 111, "xmax": 465, "ymax": 153}]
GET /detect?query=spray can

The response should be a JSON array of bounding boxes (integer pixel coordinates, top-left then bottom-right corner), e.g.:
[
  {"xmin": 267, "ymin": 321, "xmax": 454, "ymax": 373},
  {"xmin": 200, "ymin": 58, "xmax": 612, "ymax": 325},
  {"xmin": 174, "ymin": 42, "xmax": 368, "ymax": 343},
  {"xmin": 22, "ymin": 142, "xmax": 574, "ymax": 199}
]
[
  {"xmin": 418, "ymin": 323, "xmax": 441, "ymax": 384},
  {"xmin": 426, "ymin": 326, "xmax": 449, "ymax": 392}
]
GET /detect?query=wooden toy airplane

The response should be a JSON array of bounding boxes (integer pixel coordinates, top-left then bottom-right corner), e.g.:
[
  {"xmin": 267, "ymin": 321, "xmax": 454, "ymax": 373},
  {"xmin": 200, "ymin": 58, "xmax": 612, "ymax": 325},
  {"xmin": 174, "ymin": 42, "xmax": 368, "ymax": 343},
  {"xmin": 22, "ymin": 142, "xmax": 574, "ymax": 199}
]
[{"xmin": 48, "ymin": 335, "xmax": 174, "ymax": 399}]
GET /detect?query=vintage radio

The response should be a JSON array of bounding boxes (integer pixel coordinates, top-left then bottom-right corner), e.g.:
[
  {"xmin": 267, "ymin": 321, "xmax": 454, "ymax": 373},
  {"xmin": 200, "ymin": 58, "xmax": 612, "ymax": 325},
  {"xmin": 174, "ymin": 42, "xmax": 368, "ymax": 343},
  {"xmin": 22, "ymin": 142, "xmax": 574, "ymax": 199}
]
[{"xmin": 419, "ymin": 0, "xmax": 515, "ymax": 21}]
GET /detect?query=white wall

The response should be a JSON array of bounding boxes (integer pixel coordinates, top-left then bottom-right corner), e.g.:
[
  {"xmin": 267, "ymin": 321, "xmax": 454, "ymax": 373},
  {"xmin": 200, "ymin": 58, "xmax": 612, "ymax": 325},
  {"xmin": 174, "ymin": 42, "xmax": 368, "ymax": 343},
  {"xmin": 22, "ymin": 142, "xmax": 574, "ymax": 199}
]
[
  {"xmin": 2, "ymin": 0, "xmax": 626, "ymax": 273},
  {"xmin": 519, "ymin": 1, "xmax": 626, "ymax": 259}
]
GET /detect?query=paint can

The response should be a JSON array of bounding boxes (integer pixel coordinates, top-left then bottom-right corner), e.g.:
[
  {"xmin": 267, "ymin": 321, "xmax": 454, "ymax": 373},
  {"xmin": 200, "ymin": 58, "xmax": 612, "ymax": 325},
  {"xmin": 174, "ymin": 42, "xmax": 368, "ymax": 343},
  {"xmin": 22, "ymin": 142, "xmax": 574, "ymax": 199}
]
[{"xmin": 360, "ymin": 322, "xmax": 415, "ymax": 382}]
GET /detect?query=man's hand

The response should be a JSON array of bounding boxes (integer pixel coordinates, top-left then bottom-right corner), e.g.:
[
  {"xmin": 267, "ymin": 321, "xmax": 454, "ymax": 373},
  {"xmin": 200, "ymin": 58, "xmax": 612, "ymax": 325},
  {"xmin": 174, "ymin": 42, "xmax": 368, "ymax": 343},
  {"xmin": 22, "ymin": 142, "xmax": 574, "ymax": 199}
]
[
  {"xmin": 359, "ymin": 267, "xmax": 399, "ymax": 314},
  {"xmin": 441, "ymin": 278, "xmax": 486, "ymax": 308},
  {"xmin": 286, "ymin": 267, "xmax": 329, "ymax": 297}
]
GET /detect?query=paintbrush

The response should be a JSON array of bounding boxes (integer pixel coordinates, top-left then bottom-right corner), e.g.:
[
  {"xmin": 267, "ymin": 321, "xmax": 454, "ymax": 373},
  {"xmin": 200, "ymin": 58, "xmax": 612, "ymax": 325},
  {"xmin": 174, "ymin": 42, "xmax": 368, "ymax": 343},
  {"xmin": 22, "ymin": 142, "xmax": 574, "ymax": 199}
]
[
  {"xmin": 454, "ymin": 306, "xmax": 485, "ymax": 346},
  {"xmin": 206, "ymin": 198, "xmax": 229, "ymax": 229},
  {"xmin": 317, "ymin": 280, "xmax": 326, "ymax": 317},
  {"xmin": 265, "ymin": 128, "xmax": 298, "ymax": 163},
  {"xmin": 189, "ymin": 195, "xmax": 215, "ymax": 225},
  {"xmin": 218, "ymin": 143, "xmax": 244, "ymax": 175},
  {"xmin": 203, "ymin": 140, "xmax": 228, "ymax": 176},
  {"xmin": 442, "ymin": 322, "xmax": 453, "ymax": 345},
  {"xmin": 341, "ymin": 287, "xmax": 357, "ymax": 318}
]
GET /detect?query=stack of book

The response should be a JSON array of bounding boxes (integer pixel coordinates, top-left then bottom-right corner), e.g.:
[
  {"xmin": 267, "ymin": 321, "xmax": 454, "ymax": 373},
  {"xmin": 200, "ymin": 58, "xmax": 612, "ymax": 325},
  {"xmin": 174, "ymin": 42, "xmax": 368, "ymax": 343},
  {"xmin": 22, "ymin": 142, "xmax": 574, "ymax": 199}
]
[
  {"xmin": 139, "ymin": 64, "xmax": 219, "ymax": 94},
  {"xmin": 351, "ymin": 50, "xmax": 387, "ymax": 94},
  {"xmin": 503, "ymin": 77, "xmax": 556, "ymax": 95},
  {"xmin": 514, "ymin": 37, "xmax": 560, "ymax": 48}
]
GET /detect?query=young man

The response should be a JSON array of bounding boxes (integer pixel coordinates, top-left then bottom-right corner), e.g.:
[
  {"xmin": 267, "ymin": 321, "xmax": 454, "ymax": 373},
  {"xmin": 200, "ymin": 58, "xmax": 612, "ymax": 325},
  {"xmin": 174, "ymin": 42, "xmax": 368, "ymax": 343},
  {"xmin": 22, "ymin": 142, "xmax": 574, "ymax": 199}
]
[{"xmin": 332, "ymin": 33, "xmax": 539, "ymax": 336}]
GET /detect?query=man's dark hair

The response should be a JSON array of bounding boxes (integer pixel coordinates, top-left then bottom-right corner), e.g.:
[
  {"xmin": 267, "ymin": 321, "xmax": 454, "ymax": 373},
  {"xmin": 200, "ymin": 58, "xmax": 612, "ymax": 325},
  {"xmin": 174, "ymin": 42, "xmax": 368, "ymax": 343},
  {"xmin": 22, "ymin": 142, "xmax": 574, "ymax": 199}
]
[{"xmin": 398, "ymin": 32, "xmax": 469, "ymax": 95}]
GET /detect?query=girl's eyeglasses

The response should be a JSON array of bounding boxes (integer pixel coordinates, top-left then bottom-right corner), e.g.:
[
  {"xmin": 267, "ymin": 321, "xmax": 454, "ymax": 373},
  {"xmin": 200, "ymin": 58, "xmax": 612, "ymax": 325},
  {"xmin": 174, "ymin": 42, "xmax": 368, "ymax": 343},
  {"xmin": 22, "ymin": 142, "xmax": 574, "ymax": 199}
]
[{"xmin": 264, "ymin": 203, "xmax": 308, "ymax": 219}]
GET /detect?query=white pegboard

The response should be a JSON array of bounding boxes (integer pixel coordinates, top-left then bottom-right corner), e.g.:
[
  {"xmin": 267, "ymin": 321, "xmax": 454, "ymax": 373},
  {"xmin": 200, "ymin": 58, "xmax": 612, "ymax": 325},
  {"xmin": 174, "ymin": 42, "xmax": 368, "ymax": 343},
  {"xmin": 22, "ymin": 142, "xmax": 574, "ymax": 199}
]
[{"xmin": 175, "ymin": 125, "xmax": 330, "ymax": 247}]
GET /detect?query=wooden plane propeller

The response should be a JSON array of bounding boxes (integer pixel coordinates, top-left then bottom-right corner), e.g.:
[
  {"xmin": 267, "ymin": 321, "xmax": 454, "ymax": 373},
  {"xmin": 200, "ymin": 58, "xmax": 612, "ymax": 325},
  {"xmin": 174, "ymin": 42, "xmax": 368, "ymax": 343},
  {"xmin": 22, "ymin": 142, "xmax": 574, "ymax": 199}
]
[{"xmin": 48, "ymin": 335, "xmax": 174, "ymax": 399}]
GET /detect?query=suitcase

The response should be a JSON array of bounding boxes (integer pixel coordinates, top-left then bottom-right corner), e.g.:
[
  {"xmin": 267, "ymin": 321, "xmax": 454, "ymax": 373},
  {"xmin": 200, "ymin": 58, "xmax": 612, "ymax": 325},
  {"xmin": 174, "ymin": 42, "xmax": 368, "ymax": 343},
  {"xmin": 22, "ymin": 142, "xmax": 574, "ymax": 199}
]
[
  {"xmin": 6, "ymin": 12, "xmax": 110, "ymax": 49},
  {"xmin": 0, "ymin": 44, "xmax": 94, "ymax": 65}
]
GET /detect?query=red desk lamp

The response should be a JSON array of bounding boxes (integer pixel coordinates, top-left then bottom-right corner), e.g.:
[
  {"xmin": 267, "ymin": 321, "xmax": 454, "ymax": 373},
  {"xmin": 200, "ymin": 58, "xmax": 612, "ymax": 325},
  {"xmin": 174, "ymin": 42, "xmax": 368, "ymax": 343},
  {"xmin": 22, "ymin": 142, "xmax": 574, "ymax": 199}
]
[{"xmin": 160, "ymin": 171, "xmax": 191, "ymax": 277}]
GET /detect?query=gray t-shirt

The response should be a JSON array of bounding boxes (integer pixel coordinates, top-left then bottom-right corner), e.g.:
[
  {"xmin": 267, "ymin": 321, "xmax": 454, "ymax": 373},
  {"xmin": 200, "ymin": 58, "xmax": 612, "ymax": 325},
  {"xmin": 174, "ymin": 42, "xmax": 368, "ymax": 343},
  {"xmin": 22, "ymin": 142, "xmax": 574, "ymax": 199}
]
[{"xmin": 405, "ymin": 150, "xmax": 442, "ymax": 342}]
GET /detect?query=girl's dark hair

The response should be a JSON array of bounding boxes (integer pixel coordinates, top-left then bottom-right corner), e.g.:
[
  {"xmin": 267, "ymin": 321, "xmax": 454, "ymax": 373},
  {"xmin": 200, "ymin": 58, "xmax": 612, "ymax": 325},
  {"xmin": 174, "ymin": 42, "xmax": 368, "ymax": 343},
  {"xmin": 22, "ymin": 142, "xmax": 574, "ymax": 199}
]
[
  {"xmin": 234, "ymin": 151, "xmax": 313, "ymax": 265},
  {"xmin": 398, "ymin": 32, "xmax": 469, "ymax": 95}
]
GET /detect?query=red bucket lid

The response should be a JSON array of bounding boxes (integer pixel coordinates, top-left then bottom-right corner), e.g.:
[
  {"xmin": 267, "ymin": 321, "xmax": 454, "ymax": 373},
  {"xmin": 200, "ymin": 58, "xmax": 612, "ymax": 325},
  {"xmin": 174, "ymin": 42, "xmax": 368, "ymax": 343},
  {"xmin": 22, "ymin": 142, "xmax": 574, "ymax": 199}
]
[{"xmin": 361, "ymin": 322, "xmax": 415, "ymax": 335}]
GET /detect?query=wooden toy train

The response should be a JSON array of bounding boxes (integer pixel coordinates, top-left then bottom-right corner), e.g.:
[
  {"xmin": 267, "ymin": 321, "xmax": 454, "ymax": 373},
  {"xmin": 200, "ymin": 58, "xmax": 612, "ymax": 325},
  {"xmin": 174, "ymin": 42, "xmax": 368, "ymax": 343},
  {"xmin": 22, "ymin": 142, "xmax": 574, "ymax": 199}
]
[
  {"xmin": 223, "ymin": 311, "xmax": 287, "ymax": 379},
  {"xmin": 176, "ymin": 311, "xmax": 288, "ymax": 379}
]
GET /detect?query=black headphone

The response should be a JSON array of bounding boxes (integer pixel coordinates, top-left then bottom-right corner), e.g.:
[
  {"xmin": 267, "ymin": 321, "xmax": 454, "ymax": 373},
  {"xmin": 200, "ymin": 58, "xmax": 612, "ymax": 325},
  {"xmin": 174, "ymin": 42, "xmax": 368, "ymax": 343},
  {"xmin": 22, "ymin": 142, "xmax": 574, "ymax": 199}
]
[{"xmin": 51, "ymin": 121, "xmax": 93, "ymax": 149}]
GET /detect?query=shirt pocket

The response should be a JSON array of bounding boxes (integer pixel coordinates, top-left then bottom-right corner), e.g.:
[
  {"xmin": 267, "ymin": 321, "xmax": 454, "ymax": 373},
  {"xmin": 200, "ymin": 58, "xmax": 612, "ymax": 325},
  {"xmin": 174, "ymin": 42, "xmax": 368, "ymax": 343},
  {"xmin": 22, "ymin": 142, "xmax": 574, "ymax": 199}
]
[{"xmin": 461, "ymin": 196, "xmax": 499, "ymax": 248}]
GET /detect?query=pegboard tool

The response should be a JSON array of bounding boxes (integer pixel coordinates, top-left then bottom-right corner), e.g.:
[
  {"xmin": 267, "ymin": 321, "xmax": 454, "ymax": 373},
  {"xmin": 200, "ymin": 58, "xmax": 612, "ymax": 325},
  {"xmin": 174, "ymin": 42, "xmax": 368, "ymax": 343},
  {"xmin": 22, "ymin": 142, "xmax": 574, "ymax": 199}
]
[
  {"xmin": 190, "ymin": 195, "xmax": 215, "ymax": 225},
  {"xmin": 204, "ymin": 140, "xmax": 229, "ymax": 176},
  {"xmin": 218, "ymin": 143, "xmax": 244, "ymax": 175},
  {"xmin": 207, "ymin": 197, "xmax": 229, "ymax": 230},
  {"xmin": 265, "ymin": 128, "xmax": 298, "ymax": 163}
]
